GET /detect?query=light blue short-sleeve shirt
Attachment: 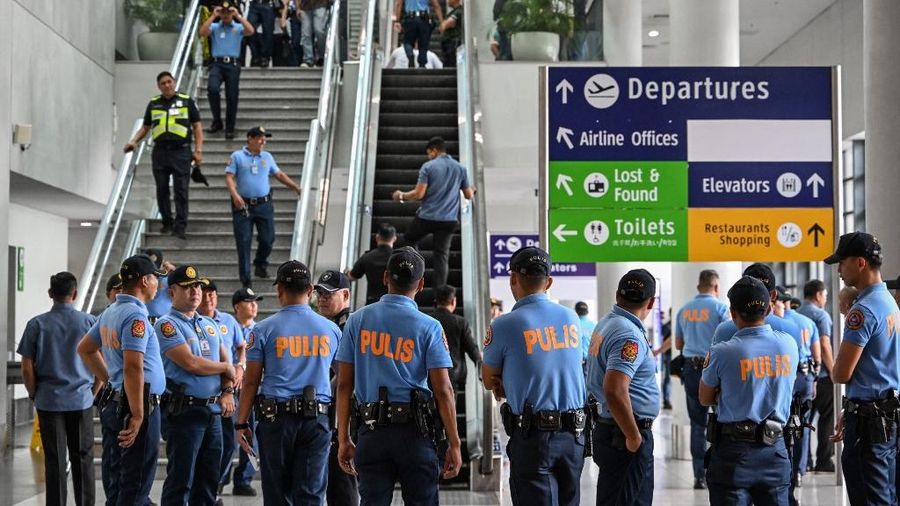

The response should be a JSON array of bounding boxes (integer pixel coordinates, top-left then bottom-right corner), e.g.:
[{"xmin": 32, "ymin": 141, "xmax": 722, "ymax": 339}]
[
  {"xmin": 157, "ymin": 311, "xmax": 225, "ymax": 413},
  {"xmin": 336, "ymin": 295, "xmax": 452, "ymax": 404},
  {"xmin": 415, "ymin": 154, "xmax": 470, "ymax": 222},
  {"xmin": 675, "ymin": 293, "xmax": 730, "ymax": 358},
  {"xmin": 226, "ymin": 147, "xmax": 281, "ymax": 199},
  {"xmin": 841, "ymin": 283, "xmax": 900, "ymax": 401},
  {"xmin": 210, "ymin": 21, "xmax": 245, "ymax": 58}
]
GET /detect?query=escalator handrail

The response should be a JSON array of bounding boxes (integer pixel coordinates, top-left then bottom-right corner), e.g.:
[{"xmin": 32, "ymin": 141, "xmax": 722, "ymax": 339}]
[
  {"xmin": 291, "ymin": 0, "xmax": 344, "ymax": 265},
  {"xmin": 76, "ymin": 0, "xmax": 202, "ymax": 312}
]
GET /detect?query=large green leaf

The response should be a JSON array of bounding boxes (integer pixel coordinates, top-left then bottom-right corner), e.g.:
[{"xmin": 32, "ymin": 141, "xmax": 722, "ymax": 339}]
[
  {"xmin": 124, "ymin": 0, "xmax": 184, "ymax": 32},
  {"xmin": 497, "ymin": 0, "xmax": 574, "ymax": 37}
]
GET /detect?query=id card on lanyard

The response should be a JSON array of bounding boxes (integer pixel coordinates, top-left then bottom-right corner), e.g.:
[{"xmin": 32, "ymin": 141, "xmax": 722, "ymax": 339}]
[{"xmin": 251, "ymin": 156, "xmax": 259, "ymax": 175}]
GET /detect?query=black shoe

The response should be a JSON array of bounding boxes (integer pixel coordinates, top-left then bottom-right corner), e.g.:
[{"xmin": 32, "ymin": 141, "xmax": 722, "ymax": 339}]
[
  {"xmin": 255, "ymin": 265, "xmax": 269, "ymax": 278},
  {"xmin": 173, "ymin": 229, "xmax": 187, "ymax": 240},
  {"xmin": 814, "ymin": 460, "xmax": 835, "ymax": 472},
  {"xmin": 160, "ymin": 223, "xmax": 173, "ymax": 234},
  {"xmin": 693, "ymin": 478, "xmax": 706, "ymax": 490},
  {"xmin": 217, "ymin": 483, "xmax": 224, "ymax": 495},
  {"xmin": 663, "ymin": 401, "xmax": 673, "ymax": 410},
  {"xmin": 225, "ymin": 130, "xmax": 235, "ymax": 140},
  {"xmin": 215, "ymin": 500, "xmax": 224, "ymax": 506},
  {"xmin": 207, "ymin": 120, "xmax": 223, "ymax": 133},
  {"xmin": 232, "ymin": 484, "xmax": 257, "ymax": 496},
  {"xmin": 259, "ymin": 57, "xmax": 270, "ymax": 68}
]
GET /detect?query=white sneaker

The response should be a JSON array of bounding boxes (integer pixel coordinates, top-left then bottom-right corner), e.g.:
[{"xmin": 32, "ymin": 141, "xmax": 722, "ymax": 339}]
[{"xmin": 300, "ymin": 62, "xmax": 311, "ymax": 68}]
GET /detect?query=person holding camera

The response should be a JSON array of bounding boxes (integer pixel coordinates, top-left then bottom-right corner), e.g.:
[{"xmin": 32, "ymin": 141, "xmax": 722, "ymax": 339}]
[{"xmin": 224, "ymin": 126, "xmax": 301, "ymax": 289}]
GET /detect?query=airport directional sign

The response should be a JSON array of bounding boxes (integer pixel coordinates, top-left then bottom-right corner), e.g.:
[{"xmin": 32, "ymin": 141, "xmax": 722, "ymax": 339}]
[{"xmin": 542, "ymin": 66, "xmax": 837, "ymax": 263}]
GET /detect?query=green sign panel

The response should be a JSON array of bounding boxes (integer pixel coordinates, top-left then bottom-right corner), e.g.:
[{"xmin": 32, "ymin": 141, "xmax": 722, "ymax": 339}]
[
  {"xmin": 549, "ymin": 161, "xmax": 688, "ymax": 209},
  {"xmin": 16, "ymin": 247, "xmax": 24, "ymax": 292},
  {"xmin": 548, "ymin": 209, "xmax": 688, "ymax": 262}
]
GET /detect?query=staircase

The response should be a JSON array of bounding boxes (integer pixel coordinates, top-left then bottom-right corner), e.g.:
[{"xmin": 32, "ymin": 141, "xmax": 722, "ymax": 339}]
[
  {"xmin": 372, "ymin": 67, "xmax": 470, "ymax": 486},
  {"xmin": 138, "ymin": 67, "xmax": 322, "ymax": 319}
]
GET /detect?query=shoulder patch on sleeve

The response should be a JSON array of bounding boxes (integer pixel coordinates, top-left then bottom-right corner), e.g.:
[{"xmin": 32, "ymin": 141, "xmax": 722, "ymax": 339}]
[
  {"xmin": 703, "ymin": 352, "xmax": 711, "ymax": 369},
  {"xmin": 846, "ymin": 308, "xmax": 864, "ymax": 330},
  {"xmin": 160, "ymin": 321, "xmax": 177, "ymax": 338},
  {"xmin": 621, "ymin": 340, "xmax": 639, "ymax": 362},
  {"xmin": 131, "ymin": 319, "xmax": 146, "ymax": 338},
  {"xmin": 442, "ymin": 330, "xmax": 449, "ymax": 351},
  {"xmin": 483, "ymin": 325, "xmax": 493, "ymax": 347},
  {"xmin": 220, "ymin": 325, "xmax": 229, "ymax": 335},
  {"xmin": 247, "ymin": 331, "xmax": 256, "ymax": 349}
]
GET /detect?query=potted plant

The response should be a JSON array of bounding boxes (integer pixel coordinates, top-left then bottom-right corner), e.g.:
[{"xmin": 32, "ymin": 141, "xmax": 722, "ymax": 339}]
[
  {"xmin": 497, "ymin": 0, "xmax": 573, "ymax": 61},
  {"xmin": 125, "ymin": 0, "xmax": 185, "ymax": 61}
]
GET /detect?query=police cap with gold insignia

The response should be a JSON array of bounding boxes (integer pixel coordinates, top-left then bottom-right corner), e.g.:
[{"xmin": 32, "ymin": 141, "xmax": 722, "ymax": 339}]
[
  {"xmin": 167, "ymin": 265, "xmax": 209, "ymax": 287},
  {"xmin": 247, "ymin": 126, "xmax": 272, "ymax": 138},
  {"xmin": 232, "ymin": 287, "xmax": 264, "ymax": 306},
  {"xmin": 120, "ymin": 255, "xmax": 166, "ymax": 282},
  {"xmin": 824, "ymin": 231, "xmax": 883, "ymax": 265},
  {"xmin": 617, "ymin": 269, "xmax": 656, "ymax": 303},
  {"xmin": 508, "ymin": 246, "xmax": 551, "ymax": 276},
  {"xmin": 728, "ymin": 276, "xmax": 771, "ymax": 319}
]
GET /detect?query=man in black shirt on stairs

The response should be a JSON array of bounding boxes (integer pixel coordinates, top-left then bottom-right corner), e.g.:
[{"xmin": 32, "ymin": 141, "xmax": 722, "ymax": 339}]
[
  {"xmin": 347, "ymin": 223, "xmax": 396, "ymax": 305},
  {"xmin": 431, "ymin": 284, "xmax": 481, "ymax": 390}
]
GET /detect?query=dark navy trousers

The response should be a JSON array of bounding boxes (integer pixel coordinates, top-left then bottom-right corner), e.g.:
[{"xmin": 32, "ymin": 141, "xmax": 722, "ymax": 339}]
[
  {"xmin": 221, "ymin": 406, "xmax": 257, "ymax": 488},
  {"xmin": 592, "ymin": 424, "xmax": 654, "ymax": 506},
  {"xmin": 160, "ymin": 406, "xmax": 223, "ymax": 506},
  {"xmin": 355, "ymin": 423, "xmax": 439, "ymax": 506},
  {"xmin": 842, "ymin": 412, "xmax": 898, "ymax": 506},
  {"xmin": 232, "ymin": 200, "xmax": 275, "ymax": 287},
  {"xmin": 791, "ymin": 372, "xmax": 815, "ymax": 481},
  {"xmin": 100, "ymin": 401, "xmax": 160, "ymax": 506},
  {"xmin": 207, "ymin": 62, "xmax": 240, "ymax": 132},
  {"xmin": 682, "ymin": 361, "xmax": 709, "ymax": 480},
  {"xmin": 257, "ymin": 413, "xmax": 331, "ymax": 505},
  {"xmin": 507, "ymin": 429, "xmax": 585, "ymax": 506},
  {"xmin": 706, "ymin": 437, "xmax": 791, "ymax": 506}
]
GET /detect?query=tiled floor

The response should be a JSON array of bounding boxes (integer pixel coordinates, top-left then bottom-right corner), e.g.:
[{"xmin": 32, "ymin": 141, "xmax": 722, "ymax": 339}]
[{"xmin": 2, "ymin": 383, "xmax": 850, "ymax": 506}]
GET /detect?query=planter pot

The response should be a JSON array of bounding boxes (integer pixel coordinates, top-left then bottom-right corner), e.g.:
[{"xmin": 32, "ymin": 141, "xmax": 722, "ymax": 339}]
[
  {"xmin": 510, "ymin": 31, "xmax": 560, "ymax": 62},
  {"xmin": 137, "ymin": 31, "xmax": 180, "ymax": 61}
]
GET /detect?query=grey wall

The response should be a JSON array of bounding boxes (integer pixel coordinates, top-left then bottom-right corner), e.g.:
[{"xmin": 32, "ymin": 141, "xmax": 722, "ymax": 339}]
[
  {"xmin": 0, "ymin": 0, "xmax": 12, "ymax": 444},
  {"xmin": 755, "ymin": 0, "xmax": 864, "ymax": 138},
  {"xmin": 6, "ymin": 0, "xmax": 117, "ymax": 206}
]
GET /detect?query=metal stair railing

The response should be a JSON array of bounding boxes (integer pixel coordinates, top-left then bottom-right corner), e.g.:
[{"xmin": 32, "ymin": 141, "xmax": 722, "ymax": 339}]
[
  {"xmin": 76, "ymin": 0, "xmax": 203, "ymax": 312},
  {"xmin": 457, "ymin": 7, "xmax": 495, "ymax": 478},
  {"xmin": 291, "ymin": 0, "xmax": 344, "ymax": 272}
]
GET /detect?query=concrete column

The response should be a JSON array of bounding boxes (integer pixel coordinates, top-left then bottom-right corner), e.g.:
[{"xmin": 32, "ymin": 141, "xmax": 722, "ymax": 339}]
[
  {"xmin": 864, "ymin": 1, "xmax": 900, "ymax": 275},
  {"xmin": 603, "ymin": 0, "xmax": 642, "ymax": 66},
  {"xmin": 668, "ymin": 0, "xmax": 741, "ymax": 313},
  {"xmin": 0, "ymin": 0, "xmax": 11, "ymax": 450},
  {"xmin": 669, "ymin": 0, "xmax": 740, "ymax": 66}
]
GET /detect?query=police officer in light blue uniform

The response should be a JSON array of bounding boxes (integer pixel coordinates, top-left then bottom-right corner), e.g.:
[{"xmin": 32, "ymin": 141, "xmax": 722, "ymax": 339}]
[
  {"xmin": 155, "ymin": 266, "xmax": 236, "ymax": 506},
  {"xmin": 229, "ymin": 287, "xmax": 264, "ymax": 494},
  {"xmin": 587, "ymin": 269, "xmax": 660, "ymax": 506},
  {"xmin": 17, "ymin": 272, "xmax": 98, "ymax": 506},
  {"xmin": 575, "ymin": 301, "xmax": 596, "ymax": 365},
  {"xmin": 481, "ymin": 247, "xmax": 586, "ymax": 506},
  {"xmin": 235, "ymin": 260, "xmax": 342, "ymax": 504},
  {"xmin": 225, "ymin": 127, "xmax": 302, "ymax": 288},
  {"xmin": 826, "ymin": 232, "xmax": 900, "ymax": 506},
  {"xmin": 700, "ymin": 276, "xmax": 799, "ymax": 505},
  {"xmin": 777, "ymin": 286, "xmax": 821, "ymax": 491},
  {"xmin": 673, "ymin": 269, "xmax": 729, "ymax": 490},
  {"xmin": 77, "ymin": 255, "xmax": 167, "ymax": 506},
  {"xmin": 712, "ymin": 263, "xmax": 802, "ymax": 347},
  {"xmin": 335, "ymin": 247, "xmax": 462, "ymax": 504}
]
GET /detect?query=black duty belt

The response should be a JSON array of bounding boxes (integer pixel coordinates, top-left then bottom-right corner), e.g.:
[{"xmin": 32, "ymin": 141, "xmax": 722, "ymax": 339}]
[
  {"xmin": 511, "ymin": 409, "xmax": 588, "ymax": 433},
  {"xmin": 686, "ymin": 356, "xmax": 705, "ymax": 368},
  {"xmin": 183, "ymin": 394, "xmax": 221, "ymax": 407},
  {"xmin": 213, "ymin": 56, "xmax": 240, "ymax": 64},
  {"xmin": 153, "ymin": 142, "xmax": 191, "ymax": 151},
  {"xmin": 111, "ymin": 390, "xmax": 161, "ymax": 407},
  {"xmin": 357, "ymin": 402, "xmax": 414, "ymax": 425},
  {"xmin": 844, "ymin": 397, "xmax": 900, "ymax": 417},
  {"xmin": 243, "ymin": 194, "xmax": 271, "ymax": 206},
  {"xmin": 403, "ymin": 10, "xmax": 430, "ymax": 18},
  {"xmin": 271, "ymin": 398, "xmax": 330, "ymax": 416},
  {"xmin": 720, "ymin": 419, "xmax": 783, "ymax": 443},
  {"xmin": 598, "ymin": 416, "xmax": 654, "ymax": 431}
]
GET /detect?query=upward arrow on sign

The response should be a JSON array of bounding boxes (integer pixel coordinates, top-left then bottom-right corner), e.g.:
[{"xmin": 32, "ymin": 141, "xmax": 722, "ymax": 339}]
[
  {"xmin": 494, "ymin": 239, "xmax": 506, "ymax": 250},
  {"xmin": 556, "ymin": 127, "xmax": 574, "ymax": 150},
  {"xmin": 556, "ymin": 174, "xmax": 574, "ymax": 196},
  {"xmin": 806, "ymin": 173, "xmax": 825, "ymax": 199},
  {"xmin": 493, "ymin": 262, "xmax": 506, "ymax": 274},
  {"xmin": 555, "ymin": 79, "xmax": 574, "ymax": 104},
  {"xmin": 808, "ymin": 223, "xmax": 825, "ymax": 247}
]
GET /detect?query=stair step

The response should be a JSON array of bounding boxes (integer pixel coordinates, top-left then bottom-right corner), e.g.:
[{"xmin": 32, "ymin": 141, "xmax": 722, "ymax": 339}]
[
  {"xmin": 199, "ymin": 98, "xmax": 322, "ymax": 110},
  {"xmin": 380, "ymin": 87, "xmax": 458, "ymax": 101},
  {"xmin": 378, "ymin": 113, "xmax": 457, "ymax": 128},
  {"xmin": 377, "ymin": 126, "xmax": 459, "ymax": 140},
  {"xmin": 376, "ymin": 140, "xmax": 459, "ymax": 155},
  {"xmin": 379, "ymin": 100, "xmax": 457, "ymax": 114},
  {"xmin": 381, "ymin": 73, "xmax": 457, "ymax": 88}
]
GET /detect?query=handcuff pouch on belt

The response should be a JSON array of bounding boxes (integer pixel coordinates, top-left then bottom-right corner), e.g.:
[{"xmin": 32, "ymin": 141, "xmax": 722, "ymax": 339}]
[
  {"xmin": 411, "ymin": 389, "xmax": 441, "ymax": 443},
  {"xmin": 94, "ymin": 383, "xmax": 115, "ymax": 410},
  {"xmin": 256, "ymin": 396, "xmax": 278, "ymax": 422},
  {"xmin": 719, "ymin": 419, "xmax": 783, "ymax": 446},
  {"xmin": 584, "ymin": 396, "xmax": 601, "ymax": 457},
  {"xmin": 162, "ymin": 380, "xmax": 188, "ymax": 417},
  {"xmin": 706, "ymin": 412, "xmax": 720, "ymax": 445}
]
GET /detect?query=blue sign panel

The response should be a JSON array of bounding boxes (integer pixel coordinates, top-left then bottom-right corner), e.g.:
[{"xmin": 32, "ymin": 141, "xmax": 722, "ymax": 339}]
[
  {"xmin": 688, "ymin": 162, "xmax": 833, "ymax": 208},
  {"xmin": 490, "ymin": 233, "xmax": 596, "ymax": 278}
]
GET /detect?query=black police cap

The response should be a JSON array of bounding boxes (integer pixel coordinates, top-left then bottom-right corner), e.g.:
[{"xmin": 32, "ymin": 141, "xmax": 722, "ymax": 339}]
[
  {"xmin": 728, "ymin": 276, "xmax": 771, "ymax": 318},
  {"xmin": 141, "ymin": 248, "xmax": 164, "ymax": 268},
  {"xmin": 274, "ymin": 260, "xmax": 312, "ymax": 289},
  {"xmin": 232, "ymin": 287, "xmax": 264, "ymax": 306},
  {"xmin": 106, "ymin": 273, "xmax": 123, "ymax": 292},
  {"xmin": 775, "ymin": 285, "xmax": 792, "ymax": 302},
  {"xmin": 120, "ymin": 255, "xmax": 166, "ymax": 282},
  {"xmin": 824, "ymin": 232, "xmax": 883, "ymax": 265},
  {"xmin": 247, "ymin": 126, "xmax": 272, "ymax": 138},
  {"xmin": 387, "ymin": 247, "xmax": 425, "ymax": 284},
  {"xmin": 315, "ymin": 270, "xmax": 351, "ymax": 292},
  {"xmin": 167, "ymin": 265, "xmax": 209, "ymax": 287},
  {"xmin": 617, "ymin": 269, "xmax": 656, "ymax": 303},
  {"xmin": 743, "ymin": 263, "xmax": 776, "ymax": 292},
  {"xmin": 509, "ymin": 246, "xmax": 551, "ymax": 276}
]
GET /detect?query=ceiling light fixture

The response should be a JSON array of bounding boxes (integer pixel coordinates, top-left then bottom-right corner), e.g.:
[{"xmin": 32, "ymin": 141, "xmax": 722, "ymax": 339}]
[
  {"xmin": 648, "ymin": 30, "xmax": 660, "ymax": 38},
  {"xmin": 80, "ymin": 222, "xmax": 92, "ymax": 227}
]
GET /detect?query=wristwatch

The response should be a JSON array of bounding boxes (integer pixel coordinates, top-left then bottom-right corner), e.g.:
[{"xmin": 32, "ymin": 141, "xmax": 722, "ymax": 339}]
[{"xmin": 222, "ymin": 386, "xmax": 235, "ymax": 395}]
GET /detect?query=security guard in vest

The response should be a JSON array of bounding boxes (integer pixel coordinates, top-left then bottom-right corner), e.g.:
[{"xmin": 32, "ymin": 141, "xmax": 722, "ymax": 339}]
[
  {"xmin": 482, "ymin": 246, "xmax": 587, "ymax": 506},
  {"xmin": 700, "ymin": 276, "xmax": 799, "ymax": 505},
  {"xmin": 124, "ymin": 71, "xmax": 203, "ymax": 240},
  {"xmin": 235, "ymin": 260, "xmax": 343, "ymax": 504},
  {"xmin": 335, "ymin": 247, "xmax": 462, "ymax": 504},
  {"xmin": 156, "ymin": 266, "xmax": 236, "ymax": 506},
  {"xmin": 588, "ymin": 269, "xmax": 660, "ymax": 506},
  {"xmin": 826, "ymin": 232, "xmax": 900, "ymax": 506},
  {"xmin": 77, "ymin": 255, "xmax": 167, "ymax": 506},
  {"xmin": 775, "ymin": 286, "xmax": 821, "ymax": 492},
  {"xmin": 673, "ymin": 269, "xmax": 729, "ymax": 490}
]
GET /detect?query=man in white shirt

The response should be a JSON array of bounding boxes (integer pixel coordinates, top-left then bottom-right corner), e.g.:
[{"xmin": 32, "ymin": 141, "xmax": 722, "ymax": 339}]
[{"xmin": 386, "ymin": 47, "xmax": 443, "ymax": 69}]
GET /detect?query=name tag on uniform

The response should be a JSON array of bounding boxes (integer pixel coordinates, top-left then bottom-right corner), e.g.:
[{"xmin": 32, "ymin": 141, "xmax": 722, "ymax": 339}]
[
  {"xmin": 251, "ymin": 161, "xmax": 259, "ymax": 175},
  {"xmin": 199, "ymin": 338, "xmax": 212, "ymax": 357},
  {"xmin": 219, "ymin": 31, "xmax": 226, "ymax": 38},
  {"xmin": 169, "ymin": 108, "xmax": 179, "ymax": 115},
  {"xmin": 176, "ymin": 100, "xmax": 183, "ymax": 107}
]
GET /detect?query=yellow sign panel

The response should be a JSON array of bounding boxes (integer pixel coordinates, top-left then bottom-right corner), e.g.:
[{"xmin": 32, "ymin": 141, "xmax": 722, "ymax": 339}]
[{"xmin": 688, "ymin": 208, "xmax": 833, "ymax": 262}]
